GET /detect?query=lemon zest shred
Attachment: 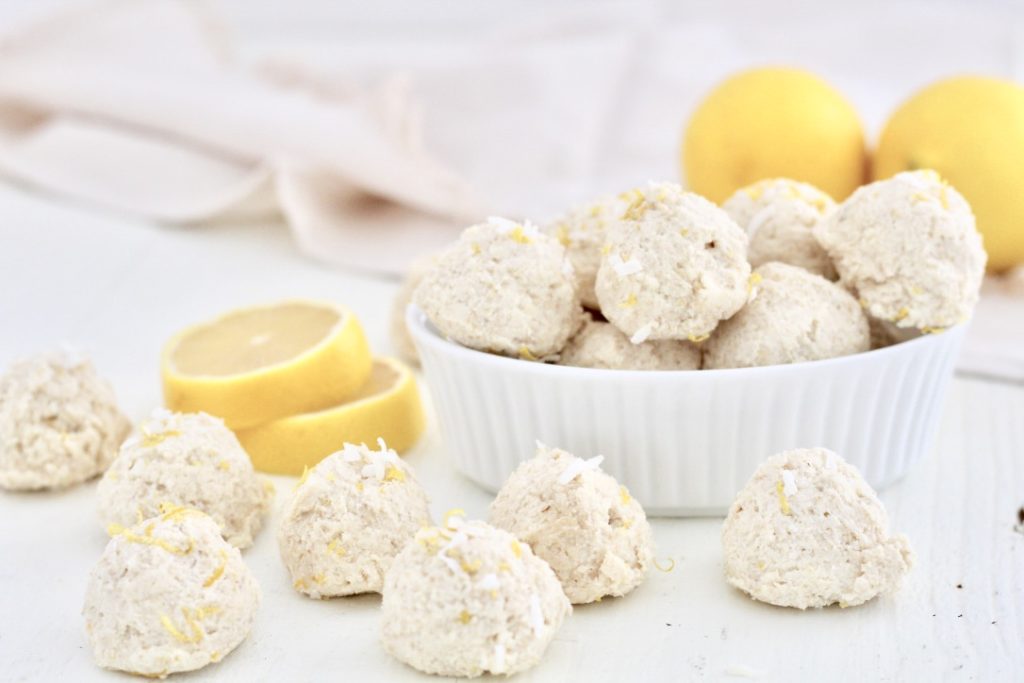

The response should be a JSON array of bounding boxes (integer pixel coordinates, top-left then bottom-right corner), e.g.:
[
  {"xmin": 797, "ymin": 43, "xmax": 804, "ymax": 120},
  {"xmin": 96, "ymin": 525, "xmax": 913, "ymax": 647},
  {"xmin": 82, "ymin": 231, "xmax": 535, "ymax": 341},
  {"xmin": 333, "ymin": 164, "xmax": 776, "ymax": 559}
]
[
  {"xmin": 747, "ymin": 272, "xmax": 763, "ymax": 292},
  {"xmin": 618, "ymin": 293, "xmax": 638, "ymax": 309},
  {"xmin": 460, "ymin": 558, "xmax": 482, "ymax": 575},
  {"xmin": 653, "ymin": 557, "xmax": 676, "ymax": 572},
  {"xmin": 518, "ymin": 346, "xmax": 538, "ymax": 361},
  {"xmin": 217, "ymin": 460, "xmax": 231, "ymax": 471},
  {"xmin": 600, "ymin": 243, "xmax": 612, "ymax": 255},
  {"xmin": 443, "ymin": 508, "xmax": 466, "ymax": 529},
  {"xmin": 108, "ymin": 524, "xmax": 194, "ymax": 555},
  {"xmin": 619, "ymin": 485, "xmax": 631, "ymax": 505},
  {"xmin": 922, "ymin": 326, "xmax": 946, "ymax": 335},
  {"xmin": 141, "ymin": 429, "xmax": 181, "ymax": 448},
  {"xmin": 203, "ymin": 551, "xmax": 228, "ymax": 588},
  {"xmin": 355, "ymin": 481, "xmax": 364, "ymax": 492},
  {"xmin": 384, "ymin": 465, "xmax": 406, "ymax": 482},
  {"xmin": 777, "ymin": 481, "xmax": 792, "ymax": 516},
  {"xmin": 555, "ymin": 224, "xmax": 571, "ymax": 247},
  {"xmin": 471, "ymin": 242, "xmax": 481, "ymax": 255},
  {"xmin": 498, "ymin": 561, "xmax": 511, "ymax": 572},
  {"xmin": 687, "ymin": 333, "xmax": 710, "ymax": 343},
  {"xmin": 459, "ymin": 610, "xmax": 473, "ymax": 624},
  {"xmin": 508, "ymin": 226, "xmax": 532, "ymax": 244},
  {"xmin": 510, "ymin": 540, "xmax": 523, "ymax": 559},
  {"xmin": 893, "ymin": 307, "xmax": 909, "ymax": 322},
  {"xmin": 327, "ymin": 539, "xmax": 346, "ymax": 557}
]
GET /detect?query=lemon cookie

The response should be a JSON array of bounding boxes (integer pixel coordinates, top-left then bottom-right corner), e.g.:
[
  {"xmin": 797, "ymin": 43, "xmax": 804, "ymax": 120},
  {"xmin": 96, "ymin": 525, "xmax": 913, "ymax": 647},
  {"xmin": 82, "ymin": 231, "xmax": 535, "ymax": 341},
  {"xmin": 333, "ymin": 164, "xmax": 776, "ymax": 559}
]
[
  {"xmin": 97, "ymin": 410, "xmax": 273, "ymax": 549},
  {"xmin": 559, "ymin": 314, "xmax": 700, "ymax": 371},
  {"xmin": 722, "ymin": 178, "xmax": 837, "ymax": 279},
  {"xmin": 544, "ymin": 193, "xmax": 630, "ymax": 309},
  {"xmin": 0, "ymin": 349, "xmax": 130, "ymax": 491},
  {"xmin": 490, "ymin": 444, "xmax": 654, "ymax": 604},
  {"xmin": 722, "ymin": 448, "xmax": 913, "ymax": 609},
  {"xmin": 815, "ymin": 170, "xmax": 986, "ymax": 333},
  {"xmin": 278, "ymin": 440, "xmax": 431, "ymax": 598},
  {"xmin": 381, "ymin": 513, "xmax": 570, "ymax": 677},
  {"xmin": 595, "ymin": 183, "xmax": 750, "ymax": 342},
  {"xmin": 703, "ymin": 262, "xmax": 869, "ymax": 369},
  {"xmin": 83, "ymin": 508, "xmax": 261, "ymax": 677},
  {"xmin": 414, "ymin": 217, "xmax": 580, "ymax": 360}
]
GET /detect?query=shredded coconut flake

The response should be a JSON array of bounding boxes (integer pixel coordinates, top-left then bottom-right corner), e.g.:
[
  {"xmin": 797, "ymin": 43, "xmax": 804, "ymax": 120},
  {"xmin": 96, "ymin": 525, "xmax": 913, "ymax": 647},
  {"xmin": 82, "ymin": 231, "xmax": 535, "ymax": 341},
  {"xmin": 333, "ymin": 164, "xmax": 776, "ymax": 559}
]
[
  {"xmin": 492, "ymin": 644, "xmax": 507, "ymax": 673},
  {"xmin": 558, "ymin": 455, "xmax": 604, "ymax": 485},
  {"xmin": 745, "ymin": 205, "xmax": 776, "ymax": 240},
  {"xmin": 528, "ymin": 594, "xmax": 544, "ymax": 637},
  {"xmin": 478, "ymin": 573, "xmax": 500, "ymax": 591},
  {"xmin": 782, "ymin": 470, "xmax": 798, "ymax": 497},
  {"xmin": 609, "ymin": 252, "xmax": 643, "ymax": 277},
  {"xmin": 824, "ymin": 451, "xmax": 838, "ymax": 471},
  {"xmin": 630, "ymin": 323, "xmax": 653, "ymax": 345},
  {"xmin": 487, "ymin": 216, "xmax": 520, "ymax": 232}
]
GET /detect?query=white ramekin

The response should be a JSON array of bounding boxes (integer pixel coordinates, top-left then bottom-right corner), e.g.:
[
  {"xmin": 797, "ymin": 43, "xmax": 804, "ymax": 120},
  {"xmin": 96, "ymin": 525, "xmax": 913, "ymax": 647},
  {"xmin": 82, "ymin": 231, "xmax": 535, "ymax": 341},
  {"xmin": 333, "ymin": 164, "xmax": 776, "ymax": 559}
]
[{"xmin": 407, "ymin": 305, "xmax": 966, "ymax": 516}]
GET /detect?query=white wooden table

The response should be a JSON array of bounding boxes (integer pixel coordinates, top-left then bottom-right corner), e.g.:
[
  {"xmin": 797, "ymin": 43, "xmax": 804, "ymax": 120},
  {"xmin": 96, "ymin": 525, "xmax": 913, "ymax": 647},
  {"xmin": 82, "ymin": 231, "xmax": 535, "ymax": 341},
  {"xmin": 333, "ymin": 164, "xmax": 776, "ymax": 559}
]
[{"xmin": 1, "ymin": 183, "xmax": 1022, "ymax": 682}]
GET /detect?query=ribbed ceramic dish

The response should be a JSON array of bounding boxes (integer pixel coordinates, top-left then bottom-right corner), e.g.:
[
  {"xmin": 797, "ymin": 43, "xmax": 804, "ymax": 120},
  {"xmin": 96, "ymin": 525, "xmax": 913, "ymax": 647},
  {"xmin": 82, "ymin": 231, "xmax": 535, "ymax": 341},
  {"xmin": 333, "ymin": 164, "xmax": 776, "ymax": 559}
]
[{"xmin": 407, "ymin": 304, "xmax": 966, "ymax": 516}]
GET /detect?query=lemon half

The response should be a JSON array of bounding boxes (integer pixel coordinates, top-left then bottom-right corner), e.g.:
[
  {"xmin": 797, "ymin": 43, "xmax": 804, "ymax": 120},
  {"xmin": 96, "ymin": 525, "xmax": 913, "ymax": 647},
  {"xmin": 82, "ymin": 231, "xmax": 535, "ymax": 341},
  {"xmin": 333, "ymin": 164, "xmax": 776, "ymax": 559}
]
[
  {"xmin": 236, "ymin": 357, "xmax": 425, "ymax": 475},
  {"xmin": 161, "ymin": 301, "xmax": 372, "ymax": 429}
]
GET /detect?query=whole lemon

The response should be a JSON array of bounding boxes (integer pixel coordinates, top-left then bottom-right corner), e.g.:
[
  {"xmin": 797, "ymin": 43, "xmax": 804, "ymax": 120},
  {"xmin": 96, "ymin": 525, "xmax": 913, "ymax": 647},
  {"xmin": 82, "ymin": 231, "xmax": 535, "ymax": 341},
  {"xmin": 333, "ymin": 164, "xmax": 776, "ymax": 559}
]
[
  {"xmin": 682, "ymin": 67, "xmax": 867, "ymax": 204},
  {"xmin": 874, "ymin": 76, "xmax": 1024, "ymax": 272}
]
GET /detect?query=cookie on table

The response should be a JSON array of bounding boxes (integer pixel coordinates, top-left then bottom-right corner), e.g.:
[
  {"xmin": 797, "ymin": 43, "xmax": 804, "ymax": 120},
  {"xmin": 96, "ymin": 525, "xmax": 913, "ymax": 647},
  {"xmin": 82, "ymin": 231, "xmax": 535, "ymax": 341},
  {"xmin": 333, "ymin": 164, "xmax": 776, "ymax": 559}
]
[
  {"xmin": 558, "ymin": 313, "xmax": 700, "ymax": 371},
  {"xmin": 722, "ymin": 178, "xmax": 837, "ymax": 279},
  {"xmin": 815, "ymin": 170, "xmax": 986, "ymax": 334},
  {"xmin": 414, "ymin": 217, "xmax": 580, "ymax": 360},
  {"xmin": 595, "ymin": 182, "xmax": 750, "ymax": 343},
  {"xmin": 83, "ymin": 507, "xmax": 261, "ymax": 678},
  {"xmin": 381, "ymin": 513, "xmax": 570, "ymax": 677},
  {"xmin": 96, "ymin": 409, "xmax": 273, "ymax": 549},
  {"xmin": 703, "ymin": 262, "xmax": 869, "ymax": 369},
  {"xmin": 278, "ymin": 440, "xmax": 431, "ymax": 598},
  {"xmin": 490, "ymin": 444, "xmax": 654, "ymax": 604},
  {"xmin": 722, "ymin": 448, "xmax": 913, "ymax": 609},
  {"xmin": 544, "ymin": 193, "xmax": 630, "ymax": 310},
  {"xmin": 0, "ymin": 349, "xmax": 130, "ymax": 491}
]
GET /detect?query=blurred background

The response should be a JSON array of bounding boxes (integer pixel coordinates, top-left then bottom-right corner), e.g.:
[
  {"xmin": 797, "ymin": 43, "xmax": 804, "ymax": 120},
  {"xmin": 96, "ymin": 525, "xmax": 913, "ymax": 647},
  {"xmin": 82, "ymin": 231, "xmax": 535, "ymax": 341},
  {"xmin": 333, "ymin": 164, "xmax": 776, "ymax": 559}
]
[{"xmin": 1, "ymin": 0, "xmax": 1022, "ymax": 271}]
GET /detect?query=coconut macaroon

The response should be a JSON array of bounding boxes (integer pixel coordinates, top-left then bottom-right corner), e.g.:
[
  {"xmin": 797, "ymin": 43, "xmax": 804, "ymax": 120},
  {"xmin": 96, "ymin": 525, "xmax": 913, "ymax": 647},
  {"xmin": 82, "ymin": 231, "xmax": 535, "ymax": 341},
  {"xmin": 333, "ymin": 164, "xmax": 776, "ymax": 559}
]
[
  {"xmin": 722, "ymin": 448, "xmax": 914, "ymax": 609},
  {"xmin": 390, "ymin": 252, "xmax": 439, "ymax": 367},
  {"xmin": 97, "ymin": 410, "xmax": 273, "ymax": 549},
  {"xmin": 381, "ymin": 513, "xmax": 571, "ymax": 677},
  {"xmin": 414, "ymin": 217, "xmax": 580, "ymax": 360},
  {"xmin": 278, "ymin": 440, "xmax": 431, "ymax": 598},
  {"xmin": 815, "ymin": 170, "xmax": 986, "ymax": 333},
  {"xmin": 0, "ymin": 349, "xmax": 130, "ymax": 491},
  {"xmin": 595, "ymin": 183, "xmax": 750, "ymax": 343},
  {"xmin": 722, "ymin": 178, "xmax": 837, "ymax": 279},
  {"xmin": 703, "ymin": 262, "xmax": 870, "ymax": 369},
  {"xmin": 490, "ymin": 444, "xmax": 654, "ymax": 604},
  {"xmin": 559, "ymin": 314, "xmax": 700, "ymax": 370},
  {"xmin": 545, "ymin": 193, "xmax": 630, "ymax": 310},
  {"xmin": 83, "ymin": 507, "xmax": 261, "ymax": 678}
]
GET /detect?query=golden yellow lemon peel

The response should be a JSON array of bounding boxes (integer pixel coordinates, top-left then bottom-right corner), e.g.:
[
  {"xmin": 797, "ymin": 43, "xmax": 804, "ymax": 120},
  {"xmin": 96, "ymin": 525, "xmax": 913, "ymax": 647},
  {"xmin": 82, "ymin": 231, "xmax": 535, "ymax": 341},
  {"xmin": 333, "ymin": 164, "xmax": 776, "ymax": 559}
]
[
  {"xmin": 458, "ymin": 610, "xmax": 473, "ymax": 624},
  {"xmin": 518, "ymin": 346, "xmax": 538, "ymax": 362},
  {"xmin": 508, "ymin": 226, "xmax": 532, "ymax": 244},
  {"xmin": 653, "ymin": 557, "xmax": 676, "ymax": 573},
  {"xmin": 141, "ymin": 429, "xmax": 181, "ymax": 448},
  {"xmin": 107, "ymin": 523, "xmax": 194, "ymax": 556},
  {"xmin": 776, "ymin": 481, "xmax": 792, "ymax": 516},
  {"xmin": 384, "ymin": 465, "xmax": 406, "ymax": 482},
  {"xmin": 510, "ymin": 539, "xmax": 523, "ymax": 559},
  {"xmin": 619, "ymin": 293, "xmax": 638, "ymax": 309},
  {"xmin": 619, "ymin": 485, "xmax": 632, "ymax": 505},
  {"xmin": 327, "ymin": 538, "xmax": 346, "ymax": 557},
  {"xmin": 203, "ymin": 551, "xmax": 228, "ymax": 588}
]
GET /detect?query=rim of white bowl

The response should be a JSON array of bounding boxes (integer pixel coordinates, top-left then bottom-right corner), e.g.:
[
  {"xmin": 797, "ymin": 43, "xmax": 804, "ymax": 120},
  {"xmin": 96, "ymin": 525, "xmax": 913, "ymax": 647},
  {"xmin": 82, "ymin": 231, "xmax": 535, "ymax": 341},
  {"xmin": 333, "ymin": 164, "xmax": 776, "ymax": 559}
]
[{"xmin": 406, "ymin": 303, "xmax": 966, "ymax": 379}]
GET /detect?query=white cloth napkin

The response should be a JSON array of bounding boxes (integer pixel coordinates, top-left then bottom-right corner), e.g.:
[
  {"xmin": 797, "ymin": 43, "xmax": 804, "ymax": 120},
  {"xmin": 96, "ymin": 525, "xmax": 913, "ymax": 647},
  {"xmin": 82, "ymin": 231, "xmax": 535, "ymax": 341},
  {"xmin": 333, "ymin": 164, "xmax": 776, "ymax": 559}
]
[{"xmin": 0, "ymin": 0, "xmax": 483, "ymax": 273}]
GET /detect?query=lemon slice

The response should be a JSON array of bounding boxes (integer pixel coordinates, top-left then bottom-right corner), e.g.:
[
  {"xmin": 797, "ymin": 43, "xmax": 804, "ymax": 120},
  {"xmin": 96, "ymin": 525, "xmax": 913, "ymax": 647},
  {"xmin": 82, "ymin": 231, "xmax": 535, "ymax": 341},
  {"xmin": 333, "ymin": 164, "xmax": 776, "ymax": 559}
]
[
  {"xmin": 235, "ymin": 357, "xmax": 425, "ymax": 475},
  {"xmin": 161, "ymin": 301, "xmax": 372, "ymax": 429}
]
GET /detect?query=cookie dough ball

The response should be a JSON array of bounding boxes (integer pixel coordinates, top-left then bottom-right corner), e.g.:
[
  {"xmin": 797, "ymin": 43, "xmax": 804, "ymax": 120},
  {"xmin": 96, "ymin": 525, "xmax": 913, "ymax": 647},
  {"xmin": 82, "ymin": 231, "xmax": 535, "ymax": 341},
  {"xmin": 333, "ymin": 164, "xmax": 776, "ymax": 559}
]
[
  {"xmin": 595, "ymin": 183, "xmax": 750, "ymax": 342},
  {"xmin": 703, "ymin": 262, "xmax": 870, "ymax": 369},
  {"xmin": 559, "ymin": 314, "xmax": 700, "ymax": 370},
  {"xmin": 0, "ymin": 349, "xmax": 130, "ymax": 491},
  {"xmin": 722, "ymin": 448, "xmax": 913, "ymax": 609},
  {"xmin": 815, "ymin": 170, "xmax": 986, "ymax": 333},
  {"xmin": 490, "ymin": 444, "xmax": 653, "ymax": 604},
  {"xmin": 97, "ymin": 410, "xmax": 273, "ymax": 549},
  {"xmin": 390, "ymin": 252, "xmax": 439, "ymax": 367},
  {"xmin": 414, "ymin": 217, "xmax": 580, "ymax": 360},
  {"xmin": 279, "ymin": 440, "xmax": 431, "ymax": 598},
  {"xmin": 722, "ymin": 178, "xmax": 837, "ymax": 279},
  {"xmin": 545, "ymin": 194, "xmax": 630, "ymax": 309},
  {"xmin": 83, "ymin": 507, "xmax": 261, "ymax": 677},
  {"xmin": 381, "ymin": 514, "xmax": 571, "ymax": 677}
]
